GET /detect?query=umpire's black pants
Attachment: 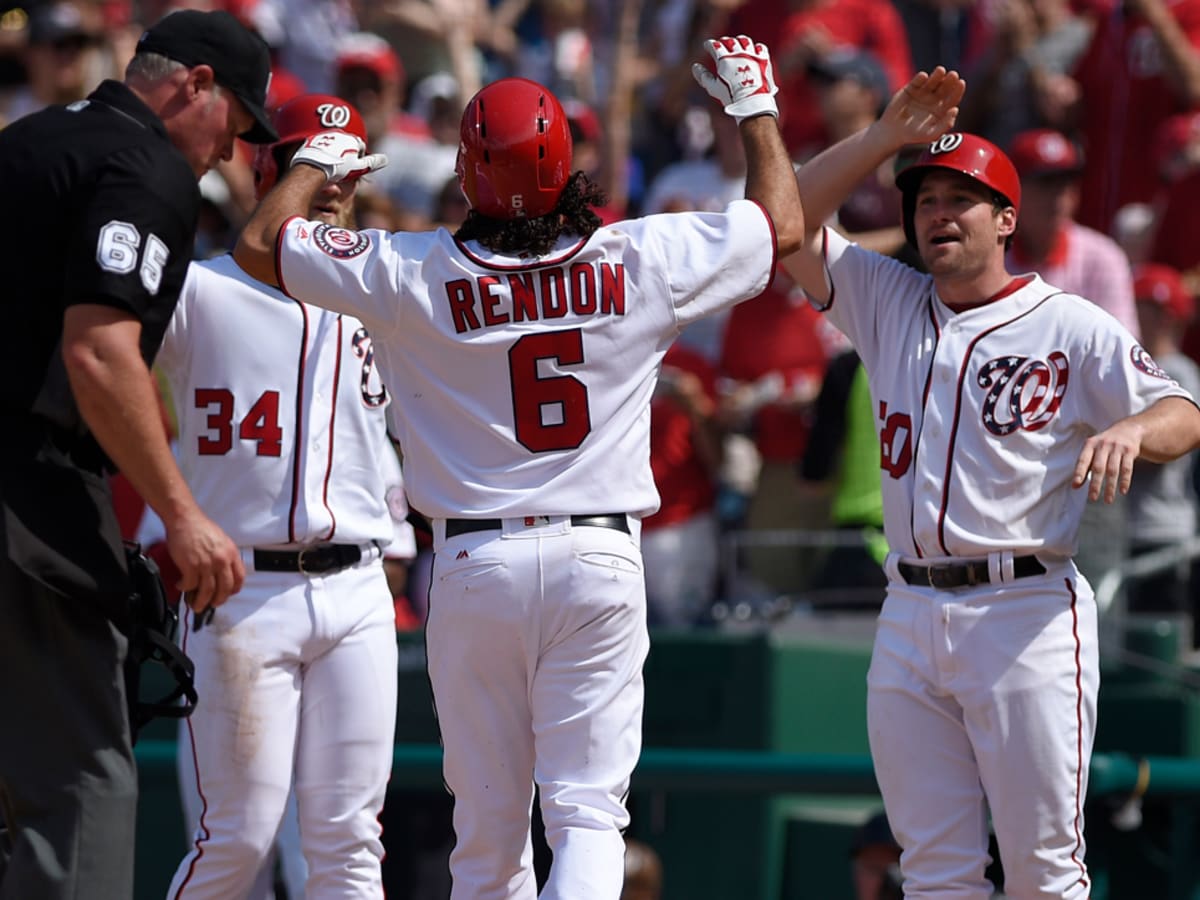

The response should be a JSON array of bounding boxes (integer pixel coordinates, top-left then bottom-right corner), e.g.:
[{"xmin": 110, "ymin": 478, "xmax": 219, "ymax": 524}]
[{"xmin": 0, "ymin": 557, "xmax": 137, "ymax": 900}]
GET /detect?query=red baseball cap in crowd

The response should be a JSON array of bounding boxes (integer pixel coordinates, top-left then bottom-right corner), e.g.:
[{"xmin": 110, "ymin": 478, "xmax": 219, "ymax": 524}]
[
  {"xmin": 336, "ymin": 32, "xmax": 403, "ymax": 84},
  {"xmin": 562, "ymin": 98, "xmax": 601, "ymax": 144},
  {"xmin": 1133, "ymin": 263, "xmax": 1195, "ymax": 322},
  {"xmin": 1007, "ymin": 129, "xmax": 1084, "ymax": 179}
]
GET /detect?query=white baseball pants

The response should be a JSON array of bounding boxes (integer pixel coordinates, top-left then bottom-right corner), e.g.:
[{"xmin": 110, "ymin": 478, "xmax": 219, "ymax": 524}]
[
  {"xmin": 868, "ymin": 557, "xmax": 1098, "ymax": 899},
  {"xmin": 167, "ymin": 559, "xmax": 398, "ymax": 899},
  {"xmin": 426, "ymin": 516, "xmax": 650, "ymax": 900}
]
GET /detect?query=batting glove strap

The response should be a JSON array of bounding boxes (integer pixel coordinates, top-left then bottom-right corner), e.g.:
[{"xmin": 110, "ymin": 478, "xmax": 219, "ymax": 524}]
[
  {"xmin": 692, "ymin": 34, "xmax": 780, "ymax": 124},
  {"xmin": 290, "ymin": 130, "xmax": 389, "ymax": 183}
]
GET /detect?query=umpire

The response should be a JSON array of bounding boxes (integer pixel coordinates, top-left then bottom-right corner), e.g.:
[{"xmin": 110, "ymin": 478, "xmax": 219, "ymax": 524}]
[{"xmin": 0, "ymin": 10, "xmax": 272, "ymax": 898}]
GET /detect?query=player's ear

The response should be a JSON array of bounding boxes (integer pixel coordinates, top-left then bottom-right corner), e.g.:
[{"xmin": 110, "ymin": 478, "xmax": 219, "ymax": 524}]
[
  {"xmin": 997, "ymin": 206, "xmax": 1017, "ymax": 241},
  {"xmin": 187, "ymin": 64, "xmax": 217, "ymax": 99}
]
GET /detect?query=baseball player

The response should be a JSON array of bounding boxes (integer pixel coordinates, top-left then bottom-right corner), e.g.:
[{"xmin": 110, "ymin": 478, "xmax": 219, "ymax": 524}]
[
  {"xmin": 159, "ymin": 94, "xmax": 405, "ymax": 899},
  {"xmin": 783, "ymin": 69, "xmax": 1200, "ymax": 898},
  {"xmin": 233, "ymin": 36, "xmax": 801, "ymax": 900}
]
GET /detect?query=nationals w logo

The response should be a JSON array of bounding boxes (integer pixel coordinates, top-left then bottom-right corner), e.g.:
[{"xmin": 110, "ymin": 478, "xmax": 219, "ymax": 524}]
[
  {"xmin": 353, "ymin": 327, "xmax": 389, "ymax": 409},
  {"xmin": 978, "ymin": 351, "xmax": 1069, "ymax": 435},
  {"xmin": 315, "ymin": 102, "xmax": 353, "ymax": 129}
]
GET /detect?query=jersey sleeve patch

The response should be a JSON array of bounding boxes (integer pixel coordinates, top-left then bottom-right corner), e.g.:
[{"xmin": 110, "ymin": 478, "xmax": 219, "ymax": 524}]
[
  {"xmin": 1130, "ymin": 344, "xmax": 1173, "ymax": 381},
  {"xmin": 313, "ymin": 223, "xmax": 371, "ymax": 260}
]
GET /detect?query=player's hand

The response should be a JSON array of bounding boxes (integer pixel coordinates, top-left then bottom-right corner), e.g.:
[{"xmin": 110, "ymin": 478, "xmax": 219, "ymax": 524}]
[
  {"xmin": 1072, "ymin": 420, "xmax": 1145, "ymax": 503},
  {"xmin": 166, "ymin": 509, "xmax": 245, "ymax": 614},
  {"xmin": 877, "ymin": 66, "xmax": 965, "ymax": 148},
  {"xmin": 692, "ymin": 35, "xmax": 779, "ymax": 124},
  {"xmin": 291, "ymin": 130, "xmax": 389, "ymax": 184}
]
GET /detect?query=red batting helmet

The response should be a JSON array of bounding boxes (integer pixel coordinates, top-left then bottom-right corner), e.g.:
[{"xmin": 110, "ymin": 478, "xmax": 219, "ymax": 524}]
[
  {"xmin": 895, "ymin": 132, "xmax": 1021, "ymax": 248},
  {"xmin": 456, "ymin": 77, "xmax": 573, "ymax": 220},
  {"xmin": 253, "ymin": 94, "xmax": 369, "ymax": 200}
]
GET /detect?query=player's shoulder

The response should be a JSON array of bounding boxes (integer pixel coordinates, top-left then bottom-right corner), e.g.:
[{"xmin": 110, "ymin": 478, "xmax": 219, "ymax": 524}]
[{"xmin": 188, "ymin": 252, "xmax": 291, "ymax": 300}]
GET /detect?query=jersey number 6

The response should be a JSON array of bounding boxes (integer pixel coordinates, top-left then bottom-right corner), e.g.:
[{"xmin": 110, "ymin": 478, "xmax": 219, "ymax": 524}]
[{"xmin": 509, "ymin": 329, "xmax": 592, "ymax": 452}]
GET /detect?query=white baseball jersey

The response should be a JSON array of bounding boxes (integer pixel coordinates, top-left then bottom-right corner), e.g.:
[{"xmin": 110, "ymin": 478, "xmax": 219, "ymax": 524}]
[
  {"xmin": 814, "ymin": 226, "xmax": 1195, "ymax": 562},
  {"xmin": 156, "ymin": 253, "xmax": 401, "ymax": 548},
  {"xmin": 158, "ymin": 254, "xmax": 402, "ymax": 899},
  {"xmin": 273, "ymin": 200, "xmax": 775, "ymax": 519}
]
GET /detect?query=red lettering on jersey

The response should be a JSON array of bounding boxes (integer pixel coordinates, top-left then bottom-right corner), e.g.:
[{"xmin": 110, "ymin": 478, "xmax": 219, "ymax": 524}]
[
  {"xmin": 600, "ymin": 263, "xmax": 625, "ymax": 315},
  {"xmin": 569, "ymin": 262, "xmax": 597, "ymax": 315},
  {"xmin": 879, "ymin": 403, "xmax": 913, "ymax": 479},
  {"xmin": 447, "ymin": 279, "xmax": 480, "ymax": 334},
  {"xmin": 479, "ymin": 276, "xmax": 510, "ymax": 327},
  {"xmin": 510, "ymin": 273, "xmax": 538, "ymax": 322},
  {"xmin": 540, "ymin": 269, "xmax": 568, "ymax": 318}
]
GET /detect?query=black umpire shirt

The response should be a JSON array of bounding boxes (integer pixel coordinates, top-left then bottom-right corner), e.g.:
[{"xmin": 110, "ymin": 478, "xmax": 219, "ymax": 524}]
[{"xmin": 0, "ymin": 79, "xmax": 199, "ymax": 614}]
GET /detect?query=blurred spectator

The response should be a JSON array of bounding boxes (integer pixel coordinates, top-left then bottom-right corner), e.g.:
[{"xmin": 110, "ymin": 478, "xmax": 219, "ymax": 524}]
[
  {"xmin": 355, "ymin": 188, "xmax": 403, "ymax": 231},
  {"xmin": 429, "ymin": 173, "xmax": 470, "ymax": 228},
  {"xmin": 642, "ymin": 105, "xmax": 746, "ymax": 363},
  {"xmin": 364, "ymin": 69, "xmax": 461, "ymax": 222},
  {"xmin": 808, "ymin": 49, "xmax": 905, "ymax": 255},
  {"xmin": 250, "ymin": 0, "xmax": 359, "ymax": 94},
  {"xmin": 1004, "ymin": 126, "xmax": 1139, "ymax": 593},
  {"xmin": 1149, "ymin": 110, "xmax": 1200, "ymax": 276},
  {"xmin": 799, "ymin": 348, "xmax": 888, "ymax": 608},
  {"xmin": 507, "ymin": 0, "xmax": 596, "ymax": 102},
  {"xmin": 563, "ymin": 96, "xmax": 627, "ymax": 222},
  {"xmin": 1070, "ymin": 0, "xmax": 1200, "ymax": 235},
  {"xmin": 724, "ymin": 0, "xmax": 913, "ymax": 159},
  {"xmin": 849, "ymin": 810, "xmax": 903, "ymax": 900},
  {"xmin": 335, "ymin": 31, "xmax": 430, "ymax": 142},
  {"xmin": 1005, "ymin": 128, "xmax": 1140, "ymax": 337},
  {"xmin": 642, "ymin": 102, "xmax": 745, "ymax": 217},
  {"xmin": 0, "ymin": 0, "xmax": 106, "ymax": 125},
  {"xmin": 359, "ymin": 0, "xmax": 489, "ymax": 98},
  {"xmin": 890, "ymin": 0, "xmax": 993, "ymax": 75},
  {"xmin": 642, "ymin": 344, "xmax": 723, "ymax": 628},
  {"xmin": 957, "ymin": 0, "xmax": 1092, "ymax": 148},
  {"xmin": 620, "ymin": 837, "xmax": 663, "ymax": 900},
  {"xmin": 1146, "ymin": 111, "xmax": 1200, "ymax": 362},
  {"xmin": 716, "ymin": 265, "xmax": 831, "ymax": 599},
  {"xmin": 1126, "ymin": 264, "xmax": 1200, "ymax": 635}
]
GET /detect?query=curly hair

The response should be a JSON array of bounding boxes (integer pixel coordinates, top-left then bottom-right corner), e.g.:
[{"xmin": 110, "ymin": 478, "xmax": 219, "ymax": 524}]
[{"xmin": 453, "ymin": 172, "xmax": 608, "ymax": 257}]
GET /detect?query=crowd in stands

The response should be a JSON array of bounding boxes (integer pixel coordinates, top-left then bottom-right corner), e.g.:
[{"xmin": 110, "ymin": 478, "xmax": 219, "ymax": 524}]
[{"xmin": 6, "ymin": 0, "xmax": 1200, "ymax": 635}]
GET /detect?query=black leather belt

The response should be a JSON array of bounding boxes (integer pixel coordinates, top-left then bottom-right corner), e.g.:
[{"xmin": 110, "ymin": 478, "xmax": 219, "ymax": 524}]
[
  {"xmin": 253, "ymin": 543, "xmax": 363, "ymax": 575},
  {"xmin": 897, "ymin": 555, "xmax": 1046, "ymax": 589},
  {"xmin": 444, "ymin": 514, "xmax": 630, "ymax": 539}
]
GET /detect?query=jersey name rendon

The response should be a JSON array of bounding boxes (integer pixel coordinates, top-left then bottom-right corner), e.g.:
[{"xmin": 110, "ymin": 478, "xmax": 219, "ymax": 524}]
[{"xmin": 445, "ymin": 262, "xmax": 627, "ymax": 334}]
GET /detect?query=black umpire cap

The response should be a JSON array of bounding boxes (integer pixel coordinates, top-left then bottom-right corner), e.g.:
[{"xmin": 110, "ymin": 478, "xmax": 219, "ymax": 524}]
[{"xmin": 136, "ymin": 9, "xmax": 278, "ymax": 144}]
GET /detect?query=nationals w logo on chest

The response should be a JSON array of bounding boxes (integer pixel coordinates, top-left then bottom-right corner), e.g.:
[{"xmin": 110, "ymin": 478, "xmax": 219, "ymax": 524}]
[{"xmin": 978, "ymin": 351, "xmax": 1070, "ymax": 435}]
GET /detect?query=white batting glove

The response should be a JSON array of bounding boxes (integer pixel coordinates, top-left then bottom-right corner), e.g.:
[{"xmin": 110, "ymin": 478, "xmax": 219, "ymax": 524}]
[
  {"xmin": 290, "ymin": 130, "xmax": 388, "ymax": 184},
  {"xmin": 691, "ymin": 35, "xmax": 779, "ymax": 124}
]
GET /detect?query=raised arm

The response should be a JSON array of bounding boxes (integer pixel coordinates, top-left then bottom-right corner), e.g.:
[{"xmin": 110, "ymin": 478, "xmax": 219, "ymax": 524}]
[
  {"xmin": 692, "ymin": 35, "xmax": 804, "ymax": 256},
  {"xmin": 783, "ymin": 67, "xmax": 965, "ymax": 302},
  {"xmin": 235, "ymin": 131, "xmax": 386, "ymax": 286}
]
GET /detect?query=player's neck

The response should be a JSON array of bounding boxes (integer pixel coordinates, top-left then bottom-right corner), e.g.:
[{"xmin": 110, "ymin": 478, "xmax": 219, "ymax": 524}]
[{"xmin": 936, "ymin": 270, "xmax": 1030, "ymax": 313}]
